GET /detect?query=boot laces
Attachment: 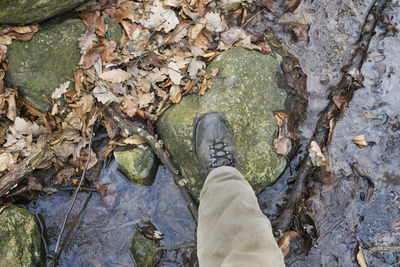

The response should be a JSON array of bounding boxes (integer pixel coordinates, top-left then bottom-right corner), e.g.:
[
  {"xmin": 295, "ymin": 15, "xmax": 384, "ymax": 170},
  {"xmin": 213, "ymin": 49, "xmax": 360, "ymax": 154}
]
[{"xmin": 207, "ymin": 140, "xmax": 235, "ymax": 168}]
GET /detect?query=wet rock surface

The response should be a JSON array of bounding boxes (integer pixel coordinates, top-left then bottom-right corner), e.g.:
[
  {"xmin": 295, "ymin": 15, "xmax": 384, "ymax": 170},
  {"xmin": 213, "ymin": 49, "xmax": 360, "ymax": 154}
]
[
  {"xmin": 0, "ymin": 205, "xmax": 45, "ymax": 267},
  {"xmin": 114, "ymin": 147, "xmax": 158, "ymax": 186},
  {"xmin": 0, "ymin": 0, "xmax": 86, "ymax": 25},
  {"xmin": 5, "ymin": 20, "xmax": 86, "ymax": 111},
  {"xmin": 157, "ymin": 48, "xmax": 288, "ymax": 200},
  {"xmin": 130, "ymin": 230, "xmax": 160, "ymax": 266}
]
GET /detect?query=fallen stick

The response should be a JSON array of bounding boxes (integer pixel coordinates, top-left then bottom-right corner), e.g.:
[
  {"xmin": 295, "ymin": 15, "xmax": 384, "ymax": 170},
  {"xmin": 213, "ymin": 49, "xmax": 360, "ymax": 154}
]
[
  {"xmin": 276, "ymin": 0, "xmax": 389, "ymax": 233},
  {"xmin": 0, "ymin": 149, "xmax": 46, "ymax": 198},
  {"xmin": 107, "ymin": 106, "xmax": 199, "ymax": 224}
]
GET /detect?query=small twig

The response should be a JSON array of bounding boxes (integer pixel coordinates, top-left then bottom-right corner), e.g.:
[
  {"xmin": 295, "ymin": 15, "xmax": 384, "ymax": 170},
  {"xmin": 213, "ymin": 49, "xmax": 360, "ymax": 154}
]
[
  {"xmin": 53, "ymin": 124, "xmax": 95, "ymax": 260},
  {"xmin": 155, "ymin": 241, "xmax": 196, "ymax": 252},
  {"xmin": 107, "ymin": 106, "xmax": 199, "ymax": 223},
  {"xmin": 369, "ymin": 246, "xmax": 400, "ymax": 253}
]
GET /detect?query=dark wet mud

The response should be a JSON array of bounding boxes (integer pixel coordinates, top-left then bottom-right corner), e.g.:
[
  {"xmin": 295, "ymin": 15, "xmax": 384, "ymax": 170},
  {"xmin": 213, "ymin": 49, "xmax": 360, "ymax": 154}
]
[{"xmin": 27, "ymin": 0, "xmax": 400, "ymax": 266}]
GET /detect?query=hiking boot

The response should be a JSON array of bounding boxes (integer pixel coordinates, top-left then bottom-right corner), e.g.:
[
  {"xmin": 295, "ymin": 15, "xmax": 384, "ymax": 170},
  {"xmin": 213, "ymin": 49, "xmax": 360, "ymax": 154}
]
[{"xmin": 194, "ymin": 112, "xmax": 239, "ymax": 177}]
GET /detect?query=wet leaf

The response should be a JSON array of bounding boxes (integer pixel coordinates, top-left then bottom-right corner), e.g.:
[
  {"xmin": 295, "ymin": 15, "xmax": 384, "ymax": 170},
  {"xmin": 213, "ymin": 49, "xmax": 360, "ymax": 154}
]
[
  {"xmin": 352, "ymin": 135, "xmax": 368, "ymax": 148},
  {"xmin": 278, "ymin": 231, "xmax": 300, "ymax": 258},
  {"xmin": 356, "ymin": 242, "xmax": 368, "ymax": 267},
  {"xmin": 285, "ymin": 0, "xmax": 302, "ymax": 12},
  {"xmin": 274, "ymin": 112, "xmax": 290, "ymax": 157},
  {"xmin": 309, "ymin": 141, "xmax": 326, "ymax": 166},
  {"xmin": 97, "ymin": 183, "xmax": 118, "ymax": 211}
]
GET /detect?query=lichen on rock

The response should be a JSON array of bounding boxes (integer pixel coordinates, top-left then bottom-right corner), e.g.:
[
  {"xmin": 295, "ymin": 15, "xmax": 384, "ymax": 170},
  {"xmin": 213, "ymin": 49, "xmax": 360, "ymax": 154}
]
[
  {"xmin": 0, "ymin": 0, "xmax": 86, "ymax": 25},
  {"xmin": 157, "ymin": 48, "xmax": 289, "ymax": 200},
  {"xmin": 0, "ymin": 205, "xmax": 45, "ymax": 267},
  {"xmin": 114, "ymin": 147, "xmax": 159, "ymax": 186}
]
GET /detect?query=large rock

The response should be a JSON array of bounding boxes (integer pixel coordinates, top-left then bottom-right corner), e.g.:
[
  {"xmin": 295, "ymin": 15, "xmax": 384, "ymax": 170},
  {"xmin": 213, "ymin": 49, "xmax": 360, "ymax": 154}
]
[
  {"xmin": 5, "ymin": 19, "xmax": 122, "ymax": 111},
  {"xmin": 114, "ymin": 147, "xmax": 158, "ymax": 186},
  {"xmin": 0, "ymin": 205, "xmax": 45, "ymax": 267},
  {"xmin": 0, "ymin": 0, "xmax": 86, "ymax": 25},
  {"xmin": 157, "ymin": 48, "xmax": 288, "ymax": 200},
  {"xmin": 5, "ymin": 20, "xmax": 86, "ymax": 111}
]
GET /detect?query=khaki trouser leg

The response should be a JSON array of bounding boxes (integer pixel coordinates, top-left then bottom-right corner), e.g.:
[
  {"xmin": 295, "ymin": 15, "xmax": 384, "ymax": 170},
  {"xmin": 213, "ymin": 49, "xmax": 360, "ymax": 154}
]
[{"xmin": 197, "ymin": 166, "xmax": 285, "ymax": 267}]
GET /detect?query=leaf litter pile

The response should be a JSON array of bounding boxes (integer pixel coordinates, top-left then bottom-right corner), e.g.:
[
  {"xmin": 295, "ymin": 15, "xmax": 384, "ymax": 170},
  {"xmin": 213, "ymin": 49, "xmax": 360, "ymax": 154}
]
[{"xmin": 0, "ymin": 1, "xmax": 279, "ymax": 199}]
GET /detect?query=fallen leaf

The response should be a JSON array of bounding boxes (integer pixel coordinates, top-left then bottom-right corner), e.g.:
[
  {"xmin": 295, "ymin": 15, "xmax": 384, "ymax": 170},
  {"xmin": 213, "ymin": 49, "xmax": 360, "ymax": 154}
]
[
  {"xmin": 97, "ymin": 183, "xmax": 118, "ymax": 211},
  {"xmin": 93, "ymin": 85, "xmax": 120, "ymax": 104},
  {"xmin": 352, "ymin": 135, "xmax": 368, "ymax": 148},
  {"xmin": 168, "ymin": 62, "xmax": 183, "ymax": 85},
  {"xmin": 13, "ymin": 117, "xmax": 46, "ymax": 137},
  {"xmin": 278, "ymin": 231, "xmax": 300, "ymax": 258},
  {"xmin": 123, "ymin": 135, "xmax": 147, "ymax": 145},
  {"xmin": 274, "ymin": 112, "xmax": 290, "ymax": 157},
  {"xmin": 122, "ymin": 94, "xmax": 139, "ymax": 117},
  {"xmin": 205, "ymin": 12, "xmax": 225, "ymax": 32},
  {"xmin": 356, "ymin": 242, "xmax": 368, "ymax": 267},
  {"xmin": 189, "ymin": 17, "xmax": 207, "ymax": 41},
  {"xmin": 187, "ymin": 57, "xmax": 206, "ymax": 77},
  {"xmin": 0, "ymin": 152, "xmax": 15, "ymax": 173},
  {"xmin": 140, "ymin": 1, "xmax": 179, "ymax": 33},
  {"xmin": 309, "ymin": 141, "xmax": 326, "ymax": 166},
  {"xmin": 139, "ymin": 92, "xmax": 154, "ymax": 108},
  {"xmin": 51, "ymin": 81, "xmax": 70, "ymax": 99},
  {"xmin": 80, "ymin": 11, "xmax": 107, "ymax": 36},
  {"xmin": 333, "ymin": 94, "xmax": 348, "ymax": 111},
  {"xmin": 78, "ymin": 30, "xmax": 97, "ymax": 54},
  {"xmin": 99, "ymin": 69, "xmax": 131, "ymax": 83},
  {"xmin": 55, "ymin": 167, "xmax": 76, "ymax": 185}
]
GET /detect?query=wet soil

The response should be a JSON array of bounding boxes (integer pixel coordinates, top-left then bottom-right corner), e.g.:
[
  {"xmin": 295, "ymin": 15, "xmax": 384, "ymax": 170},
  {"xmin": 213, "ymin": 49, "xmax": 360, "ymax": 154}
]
[{"xmin": 25, "ymin": 0, "xmax": 400, "ymax": 266}]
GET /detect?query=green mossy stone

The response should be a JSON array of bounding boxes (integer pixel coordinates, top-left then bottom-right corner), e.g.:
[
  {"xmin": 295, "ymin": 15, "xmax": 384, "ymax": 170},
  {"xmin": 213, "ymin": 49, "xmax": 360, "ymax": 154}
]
[
  {"xmin": 114, "ymin": 147, "xmax": 158, "ymax": 186},
  {"xmin": 130, "ymin": 230, "xmax": 160, "ymax": 267},
  {"xmin": 157, "ymin": 48, "xmax": 288, "ymax": 200},
  {"xmin": 0, "ymin": 0, "xmax": 86, "ymax": 25},
  {"xmin": 0, "ymin": 205, "xmax": 45, "ymax": 267},
  {"xmin": 5, "ymin": 17, "xmax": 122, "ymax": 112},
  {"xmin": 5, "ymin": 19, "xmax": 86, "ymax": 111}
]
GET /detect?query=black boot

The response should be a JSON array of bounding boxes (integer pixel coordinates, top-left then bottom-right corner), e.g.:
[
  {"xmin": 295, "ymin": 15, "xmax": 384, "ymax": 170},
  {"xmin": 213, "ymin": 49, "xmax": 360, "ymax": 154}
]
[{"xmin": 194, "ymin": 112, "xmax": 239, "ymax": 177}]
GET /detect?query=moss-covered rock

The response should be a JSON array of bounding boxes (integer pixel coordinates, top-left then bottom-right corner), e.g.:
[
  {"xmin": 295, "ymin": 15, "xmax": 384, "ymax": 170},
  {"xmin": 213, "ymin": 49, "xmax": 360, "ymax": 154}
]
[
  {"xmin": 5, "ymin": 18, "xmax": 123, "ymax": 112},
  {"xmin": 130, "ymin": 230, "xmax": 160, "ymax": 267},
  {"xmin": 0, "ymin": 205, "xmax": 45, "ymax": 267},
  {"xmin": 157, "ymin": 48, "xmax": 288, "ymax": 200},
  {"xmin": 0, "ymin": 0, "xmax": 86, "ymax": 25},
  {"xmin": 5, "ymin": 19, "xmax": 86, "ymax": 111},
  {"xmin": 114, "ymin": 147, "xmax": 158, "ymax": 186}
]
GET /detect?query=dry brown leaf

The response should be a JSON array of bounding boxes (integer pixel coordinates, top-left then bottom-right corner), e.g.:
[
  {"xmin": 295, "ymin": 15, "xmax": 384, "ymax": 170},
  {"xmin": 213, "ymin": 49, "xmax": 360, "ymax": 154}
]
[
  {"xmin": 99, "ymin": 69, "xmax": 130, "ymax": 83},
  {"xmin": 80, "ymin": 11, "xmax": 107, "ymax": 36},
  {"xmin": 122, "ymin": 94, "xmax": 139, "ymax": 117},
  {"xmin": 0, "ymin": 152, "xmax": 15, "ymax": 173},
  {"xmin": 352, "ymin": 135, "xmax": 368, "ymax": 148},
  {"xmin": 140, "ymin": 1, "xmax": 179, "ymax": 33},
  {"xmin": 205, "ymin": 12, "xmax": 225, "ymax": 32},
  {"xmin": 103, "ymin": 7, "xmax": 130, "ymax": 23},
  {"xmin": 199, "ymin": 76, "xmax": 208, "ymax": 95},
  {"xmin": 139, "ymin": 92, "xmax": 154, "ymax": 108},
  {"xmin": 356, "ymin": 242, "xmax": 368, "ymax": 267},
  {"xmin": 168, "ymin": 62, "xmax": 183, "ymax": 85},
  {"xmin": 189, "ymin": 17, "xmax": 207, "ymax": 41},
  {"xmin": 55, "ymin": 167, "xmax": 76, "ymax": 185},
  {"xmin": 79, "ymin": 48, "xmax": 101, "ymax": 69},
  {"xmin": 51, "ymin": 81, "xmax": 70, "ymax": 99},
  {"xmin": 278, "ymin": 231, "xmax": 300, "ymax": 258},
  {"xmin": 78, "ymin": 30, "xmax": 97, "ymax": 54},
  {"xmin": 13, "ymin": 117, "xmax": 46, "ymax": 137},
  {"xmin": 123, "ymin": 135, "xmax": 147, "ymax": 145},
  {"xmin": 93, "ymin": 85, "xmax": 120, "ymax": 104},
  {"xmin": 187, "ymin": 57, "xmax": 206, "ymax": 77},
  {"xmin": 309, "ymin": 141, "xmax": 326, "ymax": 166}
]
